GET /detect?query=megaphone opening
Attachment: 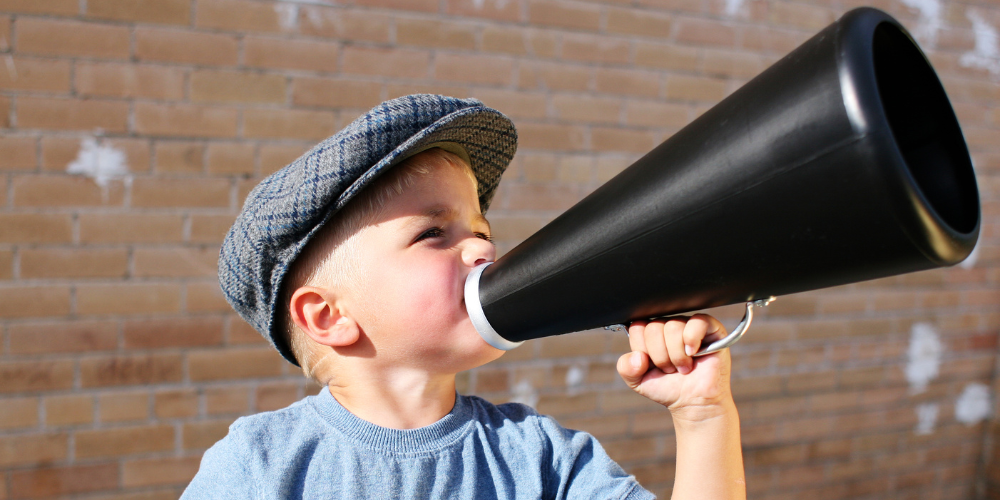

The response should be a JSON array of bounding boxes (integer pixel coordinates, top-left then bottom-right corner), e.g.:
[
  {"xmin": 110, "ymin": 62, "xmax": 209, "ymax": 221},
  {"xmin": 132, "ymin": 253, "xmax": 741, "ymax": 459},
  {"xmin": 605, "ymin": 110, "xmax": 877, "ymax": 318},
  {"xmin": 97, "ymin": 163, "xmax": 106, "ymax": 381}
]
[{"xmin": 873, "ymin": 21, "xmax": 980, "ymax": 235}]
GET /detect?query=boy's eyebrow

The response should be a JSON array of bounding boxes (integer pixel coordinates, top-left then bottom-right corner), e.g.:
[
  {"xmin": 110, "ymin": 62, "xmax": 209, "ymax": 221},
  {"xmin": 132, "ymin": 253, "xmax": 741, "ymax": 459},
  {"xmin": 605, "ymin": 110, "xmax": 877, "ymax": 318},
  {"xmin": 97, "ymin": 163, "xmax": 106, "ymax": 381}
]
[{"xmin": 420, "ymin": 207, "xmax": 491, "ymax": 230}]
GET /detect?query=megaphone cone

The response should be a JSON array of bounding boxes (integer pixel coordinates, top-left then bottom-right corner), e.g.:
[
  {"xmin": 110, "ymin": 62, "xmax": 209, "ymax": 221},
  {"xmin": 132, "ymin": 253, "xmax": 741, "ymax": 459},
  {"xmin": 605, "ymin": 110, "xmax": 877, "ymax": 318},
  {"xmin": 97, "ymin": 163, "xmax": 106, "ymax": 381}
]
[{"xmin": 466, "ymin": 7, "xmax": 980, "ymax": 350}]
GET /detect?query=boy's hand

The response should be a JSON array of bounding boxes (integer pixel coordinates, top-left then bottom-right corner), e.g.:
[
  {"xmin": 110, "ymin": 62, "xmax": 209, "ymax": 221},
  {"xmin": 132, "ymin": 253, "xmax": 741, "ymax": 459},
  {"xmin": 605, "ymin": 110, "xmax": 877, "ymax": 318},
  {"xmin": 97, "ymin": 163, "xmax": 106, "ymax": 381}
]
[{"xmin": 616, "ymin": 314, "xmax": 734, "ymax": 422}]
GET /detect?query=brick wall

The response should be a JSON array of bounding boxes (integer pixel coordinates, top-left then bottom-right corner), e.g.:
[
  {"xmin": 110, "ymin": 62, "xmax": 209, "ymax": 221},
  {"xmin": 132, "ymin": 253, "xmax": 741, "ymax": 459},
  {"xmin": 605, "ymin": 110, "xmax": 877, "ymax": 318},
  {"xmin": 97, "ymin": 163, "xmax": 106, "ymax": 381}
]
[{"xmin": 0, "ymin": 0, "xmax": 997, "ymax": 498}]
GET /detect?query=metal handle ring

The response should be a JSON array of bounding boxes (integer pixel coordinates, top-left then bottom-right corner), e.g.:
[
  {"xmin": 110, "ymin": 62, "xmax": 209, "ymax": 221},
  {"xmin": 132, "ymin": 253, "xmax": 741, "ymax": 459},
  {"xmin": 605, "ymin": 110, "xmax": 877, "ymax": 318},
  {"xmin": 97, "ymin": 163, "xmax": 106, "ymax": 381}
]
[{"xmin": 605, "ymin": 297, "xmax": 776, "ymax": 357}]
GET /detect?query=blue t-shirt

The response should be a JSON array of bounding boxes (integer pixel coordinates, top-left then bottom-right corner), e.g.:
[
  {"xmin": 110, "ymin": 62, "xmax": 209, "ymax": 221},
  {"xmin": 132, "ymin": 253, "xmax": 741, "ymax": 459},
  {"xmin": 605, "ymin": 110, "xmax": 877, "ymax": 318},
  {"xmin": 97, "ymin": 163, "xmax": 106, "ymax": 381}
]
[{"xmin": 182, "ymin": 388, "xmax": 655, "ymax": 499}]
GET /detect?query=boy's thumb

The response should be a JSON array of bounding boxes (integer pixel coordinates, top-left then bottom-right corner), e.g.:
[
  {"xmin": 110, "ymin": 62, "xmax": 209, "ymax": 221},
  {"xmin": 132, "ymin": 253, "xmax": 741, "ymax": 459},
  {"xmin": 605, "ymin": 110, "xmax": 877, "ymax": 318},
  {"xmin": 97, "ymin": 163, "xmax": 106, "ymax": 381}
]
[{"xmin": 616, "ymin": 351, "xmax": 649, "ymax": 391}]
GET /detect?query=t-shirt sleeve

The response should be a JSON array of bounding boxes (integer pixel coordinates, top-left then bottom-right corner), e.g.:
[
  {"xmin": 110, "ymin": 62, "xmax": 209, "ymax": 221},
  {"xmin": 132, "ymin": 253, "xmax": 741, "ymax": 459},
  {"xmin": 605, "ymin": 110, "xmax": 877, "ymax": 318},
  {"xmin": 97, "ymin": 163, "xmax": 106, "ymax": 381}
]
[
  {"xmin": 180, "ymin": 421, "xmax": 257, "ymax": 500},
  {"xmin": 534, "ymin": 414, "xmax": 657, "ymax": 500}
]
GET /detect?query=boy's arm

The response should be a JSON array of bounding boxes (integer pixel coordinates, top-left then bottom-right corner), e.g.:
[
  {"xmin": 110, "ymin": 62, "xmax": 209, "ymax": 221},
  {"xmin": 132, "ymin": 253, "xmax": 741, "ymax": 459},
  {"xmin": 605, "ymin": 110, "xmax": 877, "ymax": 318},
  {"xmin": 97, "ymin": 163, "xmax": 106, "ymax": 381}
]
[{"xmin": 616, "ymin": 315, "xmax": 746, "ymax": 500}]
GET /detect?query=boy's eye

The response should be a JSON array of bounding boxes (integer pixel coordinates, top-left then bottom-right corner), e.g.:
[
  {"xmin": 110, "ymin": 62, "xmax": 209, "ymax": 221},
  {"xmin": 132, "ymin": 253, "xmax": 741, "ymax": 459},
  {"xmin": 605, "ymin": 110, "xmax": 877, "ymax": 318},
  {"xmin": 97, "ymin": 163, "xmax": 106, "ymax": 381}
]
[
  {"xmin": 416, "ymin": 227, "xmax": 445, "ymax": 241},
  {"xmin": 476, "ymin": 232, "xmax": 494, "ymax": 243}
]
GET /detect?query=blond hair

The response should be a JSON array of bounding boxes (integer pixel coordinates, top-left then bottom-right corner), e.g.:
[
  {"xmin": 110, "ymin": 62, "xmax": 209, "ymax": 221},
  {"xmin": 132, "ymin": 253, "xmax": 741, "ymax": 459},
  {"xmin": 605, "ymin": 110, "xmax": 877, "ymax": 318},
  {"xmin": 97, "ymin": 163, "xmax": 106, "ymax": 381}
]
[{"xmin": 280, "ymin": 148, "xmax": 477, "ymax": 383}]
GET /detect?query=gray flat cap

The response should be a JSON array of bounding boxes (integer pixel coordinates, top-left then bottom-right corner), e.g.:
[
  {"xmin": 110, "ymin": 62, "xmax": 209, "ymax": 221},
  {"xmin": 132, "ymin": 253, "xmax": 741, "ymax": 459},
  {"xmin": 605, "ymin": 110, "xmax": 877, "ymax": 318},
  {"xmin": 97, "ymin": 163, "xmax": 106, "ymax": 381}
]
[{"xmin": 219, "ymin": 94, "xmax": 518, "ymax": 365}]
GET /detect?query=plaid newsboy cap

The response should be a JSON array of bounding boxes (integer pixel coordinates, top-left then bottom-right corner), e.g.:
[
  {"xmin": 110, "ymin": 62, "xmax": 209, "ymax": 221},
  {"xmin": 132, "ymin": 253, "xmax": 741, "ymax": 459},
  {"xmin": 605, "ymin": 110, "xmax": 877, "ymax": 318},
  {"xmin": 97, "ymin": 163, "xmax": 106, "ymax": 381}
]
[{"xmin": 219, "ymin": 94, "xmax": 518, "ymax": 365}]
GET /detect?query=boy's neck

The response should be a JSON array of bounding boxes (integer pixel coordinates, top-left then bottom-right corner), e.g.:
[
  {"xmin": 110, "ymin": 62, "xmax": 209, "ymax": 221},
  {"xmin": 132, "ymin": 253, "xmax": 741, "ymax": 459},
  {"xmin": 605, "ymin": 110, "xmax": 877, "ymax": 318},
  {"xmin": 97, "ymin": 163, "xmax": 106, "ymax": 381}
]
[{"xmin": 328, "ymin": 368, "xmax": 458, "ymax": 430}]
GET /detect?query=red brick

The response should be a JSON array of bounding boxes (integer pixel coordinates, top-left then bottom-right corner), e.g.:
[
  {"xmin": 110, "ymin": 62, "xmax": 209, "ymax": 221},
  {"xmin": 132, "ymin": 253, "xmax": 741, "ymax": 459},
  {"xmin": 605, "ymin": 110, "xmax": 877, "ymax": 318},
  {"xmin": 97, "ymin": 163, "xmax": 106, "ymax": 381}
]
[
  {"xmin": 0, "ymin": 136, "xmax": 38, "ymax": 171},
  {"xmin": 80, "ymin": 354, "xmax": 183, "ymax": 388},
  {"xmin": 0, "ymin": 360, "xmax": 74, "ymax": 393},
  {"xmin": 741, "ymin": 25, "xmax": 804, "ymax": 54},
  {"xmin": 256, "ymin": 383, "xmax": 300, "ymax": 411},
  {"xmin": 0, "ymin": 286, "xmax": 71, "ymax": 319},
  {"xmin": 191, "ymin": 70, "xmax": 287, "ymax": 105},
  {"xmin": 0, "ymin": 397, "xmax": 38, "ymax": 430},
  {"xmin": 9, "ymin": 320, "xmax": 118, "ymax": 354},
  {"xmin": 353, "ymin": 0, "xmax": 437, "ymax": 11},
  {"xmin": 702, "ymin": 48, "xmax": 765, "ymax": 78},
  {"xmin": 553, "ymin": 94, "xmax": 621, "ymax": 124},
  {"xmin": 45, "ymin": 395, "xmax": 94, "ymax": 426},
  {"xmin": 17, "ymin": 18, "xmax": 129, "ymax": 59},
  {"xmin": 122, "ymin": 456, "xmax": 201, "ymax": 487},
  {"xmin": 528, "ymin": 0, "xmax": 600, "ymax": 30},
  {"xmin": 385, "ymin": 83, "xmax": 471, "ymax": 101},
  {"xmin": 435, "ymin": 53, "xmax": 514, "ymax": 85},
  {"xmin": 397, "ymin": 18, "xmax": 476, "ymax": 49},
  {"xmin": 135, "ymin": 27, "xmax": 239, "ymax": 65},
  {"xmin": 18, "ymin": 97, "xmax": 128, "ymax": 132},
  {"xmin": 183, "ymin": 420, "xmax": 232, "ymax": 449},
  {"xmin": 0, "ymin": 57, "xmax": 71, "ymax": 92},
  {"xmin": 77, "ymin": 283, "xmax": 182, "ymax": 315},
  {"xmin": 76, "ymin": 425, "xmax": 175, "ymax": 459},
  {"xmin": 79, "ymin": 213, "xmax": 185, "ymax": 244},
  {"xmin": 10, "ymin": 463, "xmax": 118, "ymax": 498},
  {"xmin": 87, "ymin": 0, "xmax": 190, "ymax": 24},
  {"xmin": 482, "ymin": 26, "xmax": 529, "ymax": 56},
  {"xmin": 592, "ymin": 127, "xmax": 659, "ymax": 152},
  {"xmin": 0, "ymin": 0, "xmax": 77, "ymax": 15},
  {"xmin": 0, "ymin": 248, "xmax": 10, "ymax": 280},
  {"xmin": 154, "ymin": 141, "xmax": 204, "ymax": 174},
  {"xmin": 76, "ymin": 62, "xmax": 185, "ymax": 100},
  {"xmin": 20, "ymin": 247, "xmax": 127, "ymax": 279},
  {"xmin": 606, "ymin": 7, "xmax": 674, "ymax": 37},
  {"xmin": 341, "ymin": 46, "xmax": 429, "ymax": 78},
  {"xmin": 595, "ymin": 68, "xmax": 661, "ymax": 98},
  {"xmin": 674, "ymin": 17, "xmax": 737, "ymax": 47},
  {"xmin": 195, "ymin": 0, "xmax": 295, "ymax": 33},
  {"xmin": 228, "ymin": 316, "xmax": 267, "ymax": 345},
  {"xmin": 0, "ymin": 95, "xmax": 10, "ymax": 127},
  {"xmin": 624, "ymin": 100, "xmax": 690, "ymax": 128},
  {"xmin": 99, "ymin": 391, "xmax": 149, "ymax": 422},
  {"xmin": 206, "ymin": 385, "xmax": 251, "ymax": 414},
  {"xmin": 0, "ymin": 434, "xmax": 68, "ymax": 467},
  {"xmin": 155, "ymin": 389, "xmax": 198, "ymax": 418},
  {"xmin": 243, "ymin": 108, "xmax": 336, "ymax": 140},
  {"xmin": 186, "ymin": 282, "xmax": 232, "ymax": 314},
  {"xmin": 292, "ymin": 77, "xmax": 384, "ymax": 110},
  {"xmin": 134, "ymin": 247, "xmax": 219, "ymax": 278},
  {"xmin": 244, "ymin": 36, "xmax": 340, "ymax": 72},
  {"xmin": 131, "ymin": 177, "xmax": 231, "ymax": 208},
  {"xmin": 517, "ymin": 123, "xmax": 587, "ymax": 151},
  {"xmin": 135, "ymin": 103, "xmax": 240, "ymax": 138},
  {"xmin": 12, "ymin": 175, "xmax": 125, "ymax": 207},
  {"xmin": 561, "ymin": 34, "xmax": 630, "ymax": 64},
  {"xmin": 665, "ymin": 74, "xmax": 727, "ymax": 102},
  {"xmin": 124, "ymin": 316, "xmax": 224, "ymax": 349},
  {"xmin": 190, "ymin": 214, "xmax": 237, "ymax": 243},
  {"xmin": 635, "ymin": 41, "xmax": 700, "ymax": 71},
  {"xmin": 206, "ymin": 142, "xmax": 255, "ymax": 175},
  {"xmin": 297, "ymin": 6, "xmax": 391, "ymax": 42},
  {"xmin": 187, "ymin": 348, "xmax": 285, "ymax": 381},
  {"xmin": 472, "ymin": 90, "xmax": 548, "ymax": 120}
]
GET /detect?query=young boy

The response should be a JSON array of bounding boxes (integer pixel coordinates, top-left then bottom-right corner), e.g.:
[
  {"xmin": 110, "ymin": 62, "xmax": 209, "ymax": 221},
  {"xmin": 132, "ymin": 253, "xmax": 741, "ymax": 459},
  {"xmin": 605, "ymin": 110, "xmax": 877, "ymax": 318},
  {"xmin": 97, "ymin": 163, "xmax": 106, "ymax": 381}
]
[{"xmin": 186, "ymin": 94, "xmax": 745, "ymax": 499}]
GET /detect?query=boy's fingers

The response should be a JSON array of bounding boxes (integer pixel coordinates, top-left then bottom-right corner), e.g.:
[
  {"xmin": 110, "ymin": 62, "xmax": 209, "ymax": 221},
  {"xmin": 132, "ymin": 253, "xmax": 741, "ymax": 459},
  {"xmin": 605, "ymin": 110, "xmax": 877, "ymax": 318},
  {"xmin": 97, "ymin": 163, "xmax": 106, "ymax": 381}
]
[
  {"xmin": 627, "ymin": 320, "xmax": 648, "ymax": 354},
  {"xmin": 682, "ymin": 315, "xmax": 711, "ymax": 356},
  {"xmin": 616, "ymin": 351, "xmax": 649, "ymax": 390},
  {"xmin": 667, "ymin": 323, "xmax": 692, "ymax": 374},
  {"xmin": 644, "ymin": 321, "xmax": 672, "ymax": 371}
]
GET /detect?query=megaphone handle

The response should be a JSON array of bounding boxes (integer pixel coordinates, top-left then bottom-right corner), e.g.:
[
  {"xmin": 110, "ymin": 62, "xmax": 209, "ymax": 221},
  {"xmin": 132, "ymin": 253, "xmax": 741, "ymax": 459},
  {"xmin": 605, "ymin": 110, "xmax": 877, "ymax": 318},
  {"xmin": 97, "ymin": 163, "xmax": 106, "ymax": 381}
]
[{"xmin": 605, "ymin": 297, "xmax": 775, "ymax": 357}]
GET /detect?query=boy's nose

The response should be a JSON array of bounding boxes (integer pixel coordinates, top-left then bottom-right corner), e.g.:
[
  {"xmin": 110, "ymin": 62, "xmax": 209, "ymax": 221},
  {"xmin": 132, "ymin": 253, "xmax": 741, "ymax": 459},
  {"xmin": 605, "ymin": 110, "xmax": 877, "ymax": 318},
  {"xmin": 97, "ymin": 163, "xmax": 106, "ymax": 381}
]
[{"xmin": 462, "ymin": 235, "xmax": 496, "ymax": 268}]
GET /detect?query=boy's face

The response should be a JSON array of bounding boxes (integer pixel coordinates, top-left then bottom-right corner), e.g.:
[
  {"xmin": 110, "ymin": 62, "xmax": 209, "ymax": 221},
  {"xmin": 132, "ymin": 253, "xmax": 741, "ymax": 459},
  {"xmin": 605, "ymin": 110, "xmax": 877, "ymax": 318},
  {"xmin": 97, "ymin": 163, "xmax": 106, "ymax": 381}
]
[{"xmin": 338, "ymin": 156, "xmax": 504, "ymax": 372}]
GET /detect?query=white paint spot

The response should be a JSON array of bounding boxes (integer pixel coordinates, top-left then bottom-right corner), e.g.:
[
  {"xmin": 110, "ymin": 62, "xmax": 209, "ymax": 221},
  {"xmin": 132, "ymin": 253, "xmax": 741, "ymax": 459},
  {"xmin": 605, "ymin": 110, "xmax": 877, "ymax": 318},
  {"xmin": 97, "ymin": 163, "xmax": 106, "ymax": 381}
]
[
  {"xmin": 510, "ymin": 379, "xmax": 538, "ymax": 408},
  {"xmin": 899, "ymin": 0, "xmax": 942, "ymax": 46},
  {"xmin": 906, "ymin": 323, "xmax": 943, "ymax": 394},
  {"xmin": 274, "ymin": 3, "xmax": 298, "ymax": 31},
  {"xmin": 960, "ymin": 11, "xmax": 1000, "ymax": 77},
  {"xmin": 724, "ymin": 0, "xmax": 745, "ymax": 17},
  {"xmin": 959, "ymin": 238, "xmax": 981, "ymax": 269},
  {"xmin": 565, "ymin": 363, "xmax": 588, "ymax": 395},
  {"xmin": 915, "ymin": 403, "xmax": 939, "ymax": 435},
  {"xmin": 471, "ymin": 0, "xmax": 509, "ymax": 9},
  {"xmin": 66, "ymin": 138, "xmax": 129, "ymax": 191},
  {"xmin": 955, "ymin": 382, "xmax": 992, "ymax": 425}
]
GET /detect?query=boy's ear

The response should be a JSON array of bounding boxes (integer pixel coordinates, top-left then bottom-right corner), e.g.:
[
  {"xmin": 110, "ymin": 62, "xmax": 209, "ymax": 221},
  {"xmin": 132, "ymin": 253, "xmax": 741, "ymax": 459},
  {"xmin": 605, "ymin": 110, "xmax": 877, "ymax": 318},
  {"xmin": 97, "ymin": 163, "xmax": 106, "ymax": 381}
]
[{"xmin": 288, "ymin": 286, "xmax": 360, "ymax": 347}]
